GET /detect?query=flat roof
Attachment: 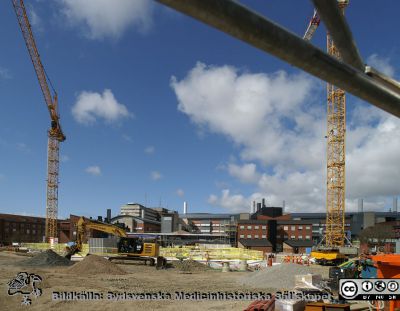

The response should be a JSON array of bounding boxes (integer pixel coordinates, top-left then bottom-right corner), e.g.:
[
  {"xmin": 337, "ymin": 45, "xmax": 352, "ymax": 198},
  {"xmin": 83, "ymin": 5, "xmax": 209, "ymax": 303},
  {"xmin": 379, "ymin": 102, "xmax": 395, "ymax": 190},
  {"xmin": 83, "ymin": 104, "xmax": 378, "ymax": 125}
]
[{"xmin": 180, "ymin": 213, "xmax": 239, "ymax": 219}]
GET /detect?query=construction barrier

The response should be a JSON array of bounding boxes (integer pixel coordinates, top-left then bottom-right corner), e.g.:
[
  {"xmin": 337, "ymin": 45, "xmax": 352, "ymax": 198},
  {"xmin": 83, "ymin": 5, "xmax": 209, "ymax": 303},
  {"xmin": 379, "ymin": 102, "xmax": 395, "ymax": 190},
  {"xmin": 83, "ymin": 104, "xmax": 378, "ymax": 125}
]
[{"xmin": 160, "ymin": 246, "xmax": 263, "ymax": 261}]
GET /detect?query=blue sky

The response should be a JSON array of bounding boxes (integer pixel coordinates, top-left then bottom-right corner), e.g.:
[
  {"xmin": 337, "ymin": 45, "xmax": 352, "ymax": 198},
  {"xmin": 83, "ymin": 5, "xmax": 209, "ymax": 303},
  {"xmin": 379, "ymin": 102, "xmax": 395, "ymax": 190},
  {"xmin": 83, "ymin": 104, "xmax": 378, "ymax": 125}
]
[{"xmin": 0, "ymin": 0, "xmax": 399, "ymax": 219}]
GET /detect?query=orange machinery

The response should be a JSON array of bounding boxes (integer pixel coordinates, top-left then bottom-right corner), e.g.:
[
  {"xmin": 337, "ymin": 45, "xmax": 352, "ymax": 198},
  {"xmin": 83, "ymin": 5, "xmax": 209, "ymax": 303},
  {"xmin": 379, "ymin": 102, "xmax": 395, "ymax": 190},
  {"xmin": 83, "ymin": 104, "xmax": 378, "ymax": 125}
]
[{"xmin": 371, "ymin": 254, "xmax": 400, "ymax": 311}]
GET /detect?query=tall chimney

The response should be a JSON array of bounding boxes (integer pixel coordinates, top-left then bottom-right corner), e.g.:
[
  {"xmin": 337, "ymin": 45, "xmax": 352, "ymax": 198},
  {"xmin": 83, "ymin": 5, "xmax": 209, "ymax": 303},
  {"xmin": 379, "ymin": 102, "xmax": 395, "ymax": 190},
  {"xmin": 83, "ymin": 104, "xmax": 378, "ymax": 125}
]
[
  {"xmin": 262, "ymin": 198, "xmax": 266, "ymax": 208},
  {"xmin": 282, "ymin": 200, "xmax": 286, "ymax": 212},
  {"xmin": 358, "ymin": 198, "xmax": 363, "ymax": 213},
  {"xmin": 183, "ymin": 201, "xmax": 188, "ymax": 214},
  {"xmin": 252, "ymin": 201, "xmax": 256, "ymax": 214},
  {"xmin": 393, "ymin": 197, "xmax": 398, "ymax": 213},
  {"xmin": 106, "ymin": 209, "xmax": 111, "ymax": 223},
  {"xmin": 257, "ymin": 203, "xmax": 261, "ymax": 212}
]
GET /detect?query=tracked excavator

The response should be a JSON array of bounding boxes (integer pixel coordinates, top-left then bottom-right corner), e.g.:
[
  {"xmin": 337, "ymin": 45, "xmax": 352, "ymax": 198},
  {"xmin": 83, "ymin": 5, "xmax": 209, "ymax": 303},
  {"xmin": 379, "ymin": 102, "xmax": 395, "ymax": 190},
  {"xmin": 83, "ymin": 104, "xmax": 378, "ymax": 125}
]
[{"xmin": 65, "ymin": 216, "xmax": 167, "ymax": 269}]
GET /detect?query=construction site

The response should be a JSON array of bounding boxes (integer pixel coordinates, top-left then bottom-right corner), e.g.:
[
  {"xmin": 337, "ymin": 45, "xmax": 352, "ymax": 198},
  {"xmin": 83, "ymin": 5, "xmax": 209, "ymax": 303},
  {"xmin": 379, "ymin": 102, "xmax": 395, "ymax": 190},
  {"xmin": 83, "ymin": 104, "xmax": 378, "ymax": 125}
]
[{"xmin": 1, "ymin": 0, "xmax": 400, "ymax": 311}]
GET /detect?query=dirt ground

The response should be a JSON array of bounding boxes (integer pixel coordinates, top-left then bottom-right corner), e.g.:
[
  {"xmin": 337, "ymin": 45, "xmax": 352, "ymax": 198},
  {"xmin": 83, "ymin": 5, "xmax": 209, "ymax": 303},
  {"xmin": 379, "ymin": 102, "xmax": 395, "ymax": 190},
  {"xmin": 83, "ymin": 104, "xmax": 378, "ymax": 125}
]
[{"xmin": 0, "ymin": 252, "xmax": 330, "ymax": 311}]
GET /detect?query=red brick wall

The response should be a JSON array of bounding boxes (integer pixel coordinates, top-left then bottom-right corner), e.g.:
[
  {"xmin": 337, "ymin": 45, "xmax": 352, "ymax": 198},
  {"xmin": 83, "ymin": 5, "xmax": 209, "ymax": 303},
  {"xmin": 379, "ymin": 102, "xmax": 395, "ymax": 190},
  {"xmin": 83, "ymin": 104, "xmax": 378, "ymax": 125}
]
[
  {"xmin": 251, "ymin": 246, "xmax": 273, "ymax": 254},
  {"xmin": 237, "ymin": 223, "xmax": 269, "ymax": 239},
  {"xmin": 278, "ymin": 224, "xmax": 312, "ymax": 240},
  {"xmin": 0, "ymin": 214, "xmax": 46, "ymax": 244}
]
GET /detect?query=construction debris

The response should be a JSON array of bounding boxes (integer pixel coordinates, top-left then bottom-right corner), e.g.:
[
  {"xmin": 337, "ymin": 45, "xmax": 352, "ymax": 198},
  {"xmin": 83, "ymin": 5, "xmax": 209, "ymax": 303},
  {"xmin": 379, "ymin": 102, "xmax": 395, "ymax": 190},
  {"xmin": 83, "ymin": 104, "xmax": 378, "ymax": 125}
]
[
  {"xmin": 239, "ymin": 263, "xmax": 313, "ymax": 290},
  {"xmin": 172, "ymin": 259, "xmax": 211, "ymax": 272},
  {"xmin": 20, "ymin": 249, "xmax": 71, "ymax": 267},
  {"xmin": 68, "ymin": 255, "xmax": 125, "ymax": 275}
]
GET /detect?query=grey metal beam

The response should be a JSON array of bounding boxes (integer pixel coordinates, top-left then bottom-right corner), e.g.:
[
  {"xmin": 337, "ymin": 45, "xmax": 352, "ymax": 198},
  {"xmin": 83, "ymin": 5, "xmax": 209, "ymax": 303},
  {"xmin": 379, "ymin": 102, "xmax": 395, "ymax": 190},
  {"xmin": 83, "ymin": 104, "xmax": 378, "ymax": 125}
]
[
  {"xmin": 312, "ymin": 0, "xmax": 364, "ymax": 71},
  {"xmin": 156, "ymin": 0, "xmax": 400, "ymax": 117}
]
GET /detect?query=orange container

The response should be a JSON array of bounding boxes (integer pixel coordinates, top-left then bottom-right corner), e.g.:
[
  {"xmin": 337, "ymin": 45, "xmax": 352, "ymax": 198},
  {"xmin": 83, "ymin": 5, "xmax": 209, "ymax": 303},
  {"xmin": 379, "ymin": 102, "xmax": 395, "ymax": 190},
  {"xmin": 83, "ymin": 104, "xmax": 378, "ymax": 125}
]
[
  {"xmin": 371, "ymin": 254, "xmax": 400, "ymax": 278},
  {"xmin": 371, "ymin": 254, "xmax": 400, "ymax": 311}
]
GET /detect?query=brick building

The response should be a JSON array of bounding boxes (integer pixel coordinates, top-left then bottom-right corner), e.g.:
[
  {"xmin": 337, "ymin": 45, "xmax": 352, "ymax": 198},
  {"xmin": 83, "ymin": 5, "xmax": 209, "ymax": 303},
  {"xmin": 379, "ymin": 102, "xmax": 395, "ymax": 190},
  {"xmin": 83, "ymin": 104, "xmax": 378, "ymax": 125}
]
[
  {"xmin": 237, "ymin": 202, "xmax": 313, "ymax": 253},
  {"xmin": 283, "ymin": 239, "xmax": 313, "ymax": 254},
  {"xmin": 0, "ymin": 213, "xmax": 46, "ymax": 245},
  {"xmin": 238, "ymin": 239, "xmax": 273, "ymax": 254}
]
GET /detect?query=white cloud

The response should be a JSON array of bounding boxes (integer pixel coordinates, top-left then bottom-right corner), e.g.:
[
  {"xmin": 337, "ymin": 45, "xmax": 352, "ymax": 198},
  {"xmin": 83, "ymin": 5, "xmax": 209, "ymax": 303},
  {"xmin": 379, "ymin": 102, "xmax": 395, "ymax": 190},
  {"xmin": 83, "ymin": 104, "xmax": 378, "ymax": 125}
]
[
  {"xmin": 16, "ymin": 142, "xmax": 31, "ymax": 153},
  {"xmin": 208, "ymin": 189, "xmax": 257, "ymax": 213},
  {"xmin": 0, "ymin": 67, "xmax": 11, "ymax": 80},
  {"xmin": 367, "ymin": 54, "xmax": 395, "ymax": 77},
  {"xmin": 72, "ymin": 89, "xmax": 131, "ymax": 125},
  {"xmin": 28, "ymin": 4, "xmax": 43, "ymax": 31},
  {"xmin": 176, "ymin": 188, "xmax": 185, "ymax": 197},
  {"xmin": 172, "ymin": 62, "xmax": 400, "ymax": 213},
  {"xmin": 122, "ymin": 134, "xmax": 133, "ymax": 143},
  {"xmin": 58, "ymin": 0, "xmax": 154, "ymax": 40},
  {"xmin": 61, "ymin": 155, "xmax": 70, "ymax": 162},
  {"xmin": 150, "ymin": 171, "xmax": 162, "ymax": 181},
  {"xmin": 227, "ymin": 163, "xmax": 260, "ymax": 184},
  {"xmin": 85, "ymin": 165, "xmax": 101, "ymax": 176},
  {"xmin": 144, "ymin": 146, "xmax": 155, "ymax": 154}
]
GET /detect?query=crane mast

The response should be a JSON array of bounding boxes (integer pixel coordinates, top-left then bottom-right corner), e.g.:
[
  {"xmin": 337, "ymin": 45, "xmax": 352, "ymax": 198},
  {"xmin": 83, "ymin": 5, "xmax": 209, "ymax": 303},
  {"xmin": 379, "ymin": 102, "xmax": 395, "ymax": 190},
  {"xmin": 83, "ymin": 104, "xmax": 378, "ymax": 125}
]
[
  {"xmin": 12, "ymin": 0, "xmax": 65, "ymax": 241},
  {"xmin": 303, "ymin": 1, "xmax": 348, "ymax": 248},
  {"xmin": 325, "ymin": 2, "xmax": 347, "ymax": 248}
]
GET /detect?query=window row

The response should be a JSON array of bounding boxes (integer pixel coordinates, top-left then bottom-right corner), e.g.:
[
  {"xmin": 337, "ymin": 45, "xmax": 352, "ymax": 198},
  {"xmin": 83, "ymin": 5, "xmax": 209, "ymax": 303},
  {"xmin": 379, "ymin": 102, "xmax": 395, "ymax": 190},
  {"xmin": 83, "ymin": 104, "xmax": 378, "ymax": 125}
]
[
  {"xmin": 239, "ymin": 225, "xmax": 267, "ymax": 230},
  {"xmin": 282, "ymin": 225, "xmax": 311, "ymax": 230},
  {"xmin": 239, "ymin": 234, "xmax": 267, "ymax": 239}
]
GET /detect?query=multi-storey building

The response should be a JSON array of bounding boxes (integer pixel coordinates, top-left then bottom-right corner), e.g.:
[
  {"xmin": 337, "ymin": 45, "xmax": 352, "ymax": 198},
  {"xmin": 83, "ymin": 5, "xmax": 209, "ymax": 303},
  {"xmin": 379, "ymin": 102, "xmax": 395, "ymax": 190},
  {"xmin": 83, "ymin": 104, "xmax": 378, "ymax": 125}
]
[{"xmin": 180, "ymin": 213, "xmax": 239, "ymax": 245}]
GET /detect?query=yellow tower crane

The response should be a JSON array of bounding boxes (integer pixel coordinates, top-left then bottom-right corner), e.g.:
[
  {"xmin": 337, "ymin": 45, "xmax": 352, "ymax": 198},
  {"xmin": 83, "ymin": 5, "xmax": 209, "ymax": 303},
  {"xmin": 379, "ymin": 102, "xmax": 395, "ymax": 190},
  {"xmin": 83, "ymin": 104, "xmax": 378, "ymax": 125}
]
[
  {"xmin": 12, "ymin": 0, "xmax": 66, "ymax": 241},
  {"xmin": 304, "ymin": 0, "xmax": 349, "ymax": 248}
]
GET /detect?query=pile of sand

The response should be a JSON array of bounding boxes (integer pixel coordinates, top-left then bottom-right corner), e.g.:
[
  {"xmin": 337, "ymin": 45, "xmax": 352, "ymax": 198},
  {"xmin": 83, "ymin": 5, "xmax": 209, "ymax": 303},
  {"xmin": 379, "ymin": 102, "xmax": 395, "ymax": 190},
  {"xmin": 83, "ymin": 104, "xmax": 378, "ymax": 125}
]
[
  {"xmin": 239, "ymin": 263, "xmax": 313, "ymax": 290},
  {"xmin": 172, "ymin": 259, "xmax": 211, "ymax": 272},
  {"xmin": 68, "ymin": 255, "xmax": 125, "ymax": 275},
  {"xmin": 20, "ymin": 249, "xmax": 72, "ymax": 267}
]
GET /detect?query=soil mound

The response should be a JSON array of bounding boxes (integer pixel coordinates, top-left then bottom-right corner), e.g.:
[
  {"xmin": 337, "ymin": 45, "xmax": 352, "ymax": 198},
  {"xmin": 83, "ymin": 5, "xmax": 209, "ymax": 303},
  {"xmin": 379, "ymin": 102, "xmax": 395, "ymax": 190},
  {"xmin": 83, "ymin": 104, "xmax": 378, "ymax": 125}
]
[
  {"xmin": 239, "ymin": 263, "xmax": 313, "ymax": 290},
  {"xmin": 68, "ymin": 255, "xmax": 125, "ymax": 275},
  {"xmin": 21, "ymin": 249, "xmax": 71, "ymax": 267},
  {"xmin": 172, "ymin": 259, "xmax": 211, "ymax": 272}
]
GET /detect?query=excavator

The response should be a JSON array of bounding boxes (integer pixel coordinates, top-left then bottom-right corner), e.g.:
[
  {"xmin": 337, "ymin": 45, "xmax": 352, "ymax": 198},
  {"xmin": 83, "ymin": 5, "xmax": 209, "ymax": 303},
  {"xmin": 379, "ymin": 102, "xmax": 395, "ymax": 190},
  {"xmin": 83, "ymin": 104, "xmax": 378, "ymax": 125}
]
[{"xmin": 65, "ymin": 216, "xmax": 167, "ymax": 269}]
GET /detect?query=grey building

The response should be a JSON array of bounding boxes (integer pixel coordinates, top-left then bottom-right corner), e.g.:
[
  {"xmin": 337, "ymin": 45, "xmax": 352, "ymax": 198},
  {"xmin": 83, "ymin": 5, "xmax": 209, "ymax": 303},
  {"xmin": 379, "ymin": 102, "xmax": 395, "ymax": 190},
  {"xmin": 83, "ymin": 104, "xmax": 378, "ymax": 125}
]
[
  {"xmin": 291, "ymin": 211, "xmax": 400, "ymax": 244},
  {"xmin": 120, "ymin": 203, "xmax": 160, "ymax": 222},
  {"xmin": 180, "ymin": 213, "xmax": 240, "ymax": 245}
]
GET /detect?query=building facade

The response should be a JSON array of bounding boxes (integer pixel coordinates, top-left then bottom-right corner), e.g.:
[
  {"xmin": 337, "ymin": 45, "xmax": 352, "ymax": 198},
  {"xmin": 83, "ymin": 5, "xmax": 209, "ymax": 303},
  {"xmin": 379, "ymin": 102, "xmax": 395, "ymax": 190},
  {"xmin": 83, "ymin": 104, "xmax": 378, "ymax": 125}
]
[{"xmin": 0, "ymin": 213, "xmax": 46, "ymax": 244}]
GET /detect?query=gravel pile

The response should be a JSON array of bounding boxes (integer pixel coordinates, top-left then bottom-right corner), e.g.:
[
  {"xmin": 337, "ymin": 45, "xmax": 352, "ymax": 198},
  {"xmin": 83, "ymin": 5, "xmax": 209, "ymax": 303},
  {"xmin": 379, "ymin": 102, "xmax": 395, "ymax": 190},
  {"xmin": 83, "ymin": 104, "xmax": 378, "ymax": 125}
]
[
  {"xmin": 172, "ymin": 259, "xmax": 211, "ymax": 272},
  {"xmin": 68, "ymin": 255, "xmax": 125, "ymax": 275},
  {"xmin": 239, "ymin": 263, "xmax": 313, "ymax": 290},
  {"xmin": 20, "ymin": 249, "xmax": 72, "ymax": 267}
]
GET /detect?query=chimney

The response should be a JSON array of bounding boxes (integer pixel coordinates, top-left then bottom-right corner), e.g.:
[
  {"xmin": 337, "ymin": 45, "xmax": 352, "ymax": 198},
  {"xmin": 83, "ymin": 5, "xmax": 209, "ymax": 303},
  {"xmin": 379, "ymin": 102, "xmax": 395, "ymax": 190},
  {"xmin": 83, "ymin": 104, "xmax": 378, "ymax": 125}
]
[
  {"xmin": 257, "ymin": 203, "xmax": 261, "ymax": 212},
  {"xmin": 262, "ymin": 198, "xmax": 266, "ymax": 208},
  {"xmin": 358, "ymin": 198, "xmax": 363, "ymax": 213},
  {"xmin": 252, "ymin": 201, "xmax": 256, "ymax": 214},
  {"xmin": 183, "ymin": 201, "xmax": 188, "ymax": 214},
  {"xmin": 106, "ymin": 209, "xmax": 111, "ymax": 223},
  {"xmin": 282, "ymin": 200, "xmax": 286, "ymax": 212},
  {"xmin": 393, "ymin": 197, "xmax": 398, "ymax": 213}
]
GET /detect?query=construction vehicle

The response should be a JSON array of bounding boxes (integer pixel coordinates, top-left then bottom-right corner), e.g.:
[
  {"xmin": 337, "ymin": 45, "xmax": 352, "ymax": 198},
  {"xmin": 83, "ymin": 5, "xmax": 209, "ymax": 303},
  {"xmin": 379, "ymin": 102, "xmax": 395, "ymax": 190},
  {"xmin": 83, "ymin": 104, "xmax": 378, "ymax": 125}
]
[
  {"xmin": 66, "ymin": 217, "xmax": 167, "ymax": 269},
  {"xmin": 311, "ymin": 249, "xmax": 347, "ymax": 266},
  {"xmin": 12, "ymin": 0, "xmax": 66, "ymax": 241}
]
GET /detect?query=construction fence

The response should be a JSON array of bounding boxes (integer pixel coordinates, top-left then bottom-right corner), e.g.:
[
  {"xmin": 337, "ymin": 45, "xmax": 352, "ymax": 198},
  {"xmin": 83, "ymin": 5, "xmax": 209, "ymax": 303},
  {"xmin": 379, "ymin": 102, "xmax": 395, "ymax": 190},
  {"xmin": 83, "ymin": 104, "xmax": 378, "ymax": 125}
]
[
  {"xmin": 21, "ymin": 243, "xmax": 263, "ymax": 261},
  {"xmin": 160, "ymin": 246, "xmax": 263, "ymax": 261}
]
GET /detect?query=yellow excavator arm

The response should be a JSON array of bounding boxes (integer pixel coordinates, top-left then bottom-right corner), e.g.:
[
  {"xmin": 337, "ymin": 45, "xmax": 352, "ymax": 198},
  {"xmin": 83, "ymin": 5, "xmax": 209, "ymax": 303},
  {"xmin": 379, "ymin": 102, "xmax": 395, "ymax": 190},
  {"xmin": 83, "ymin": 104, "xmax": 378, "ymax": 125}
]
[{"xmin": 66, "ymin": 217, "xmax": 126, "ymax": 258}]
